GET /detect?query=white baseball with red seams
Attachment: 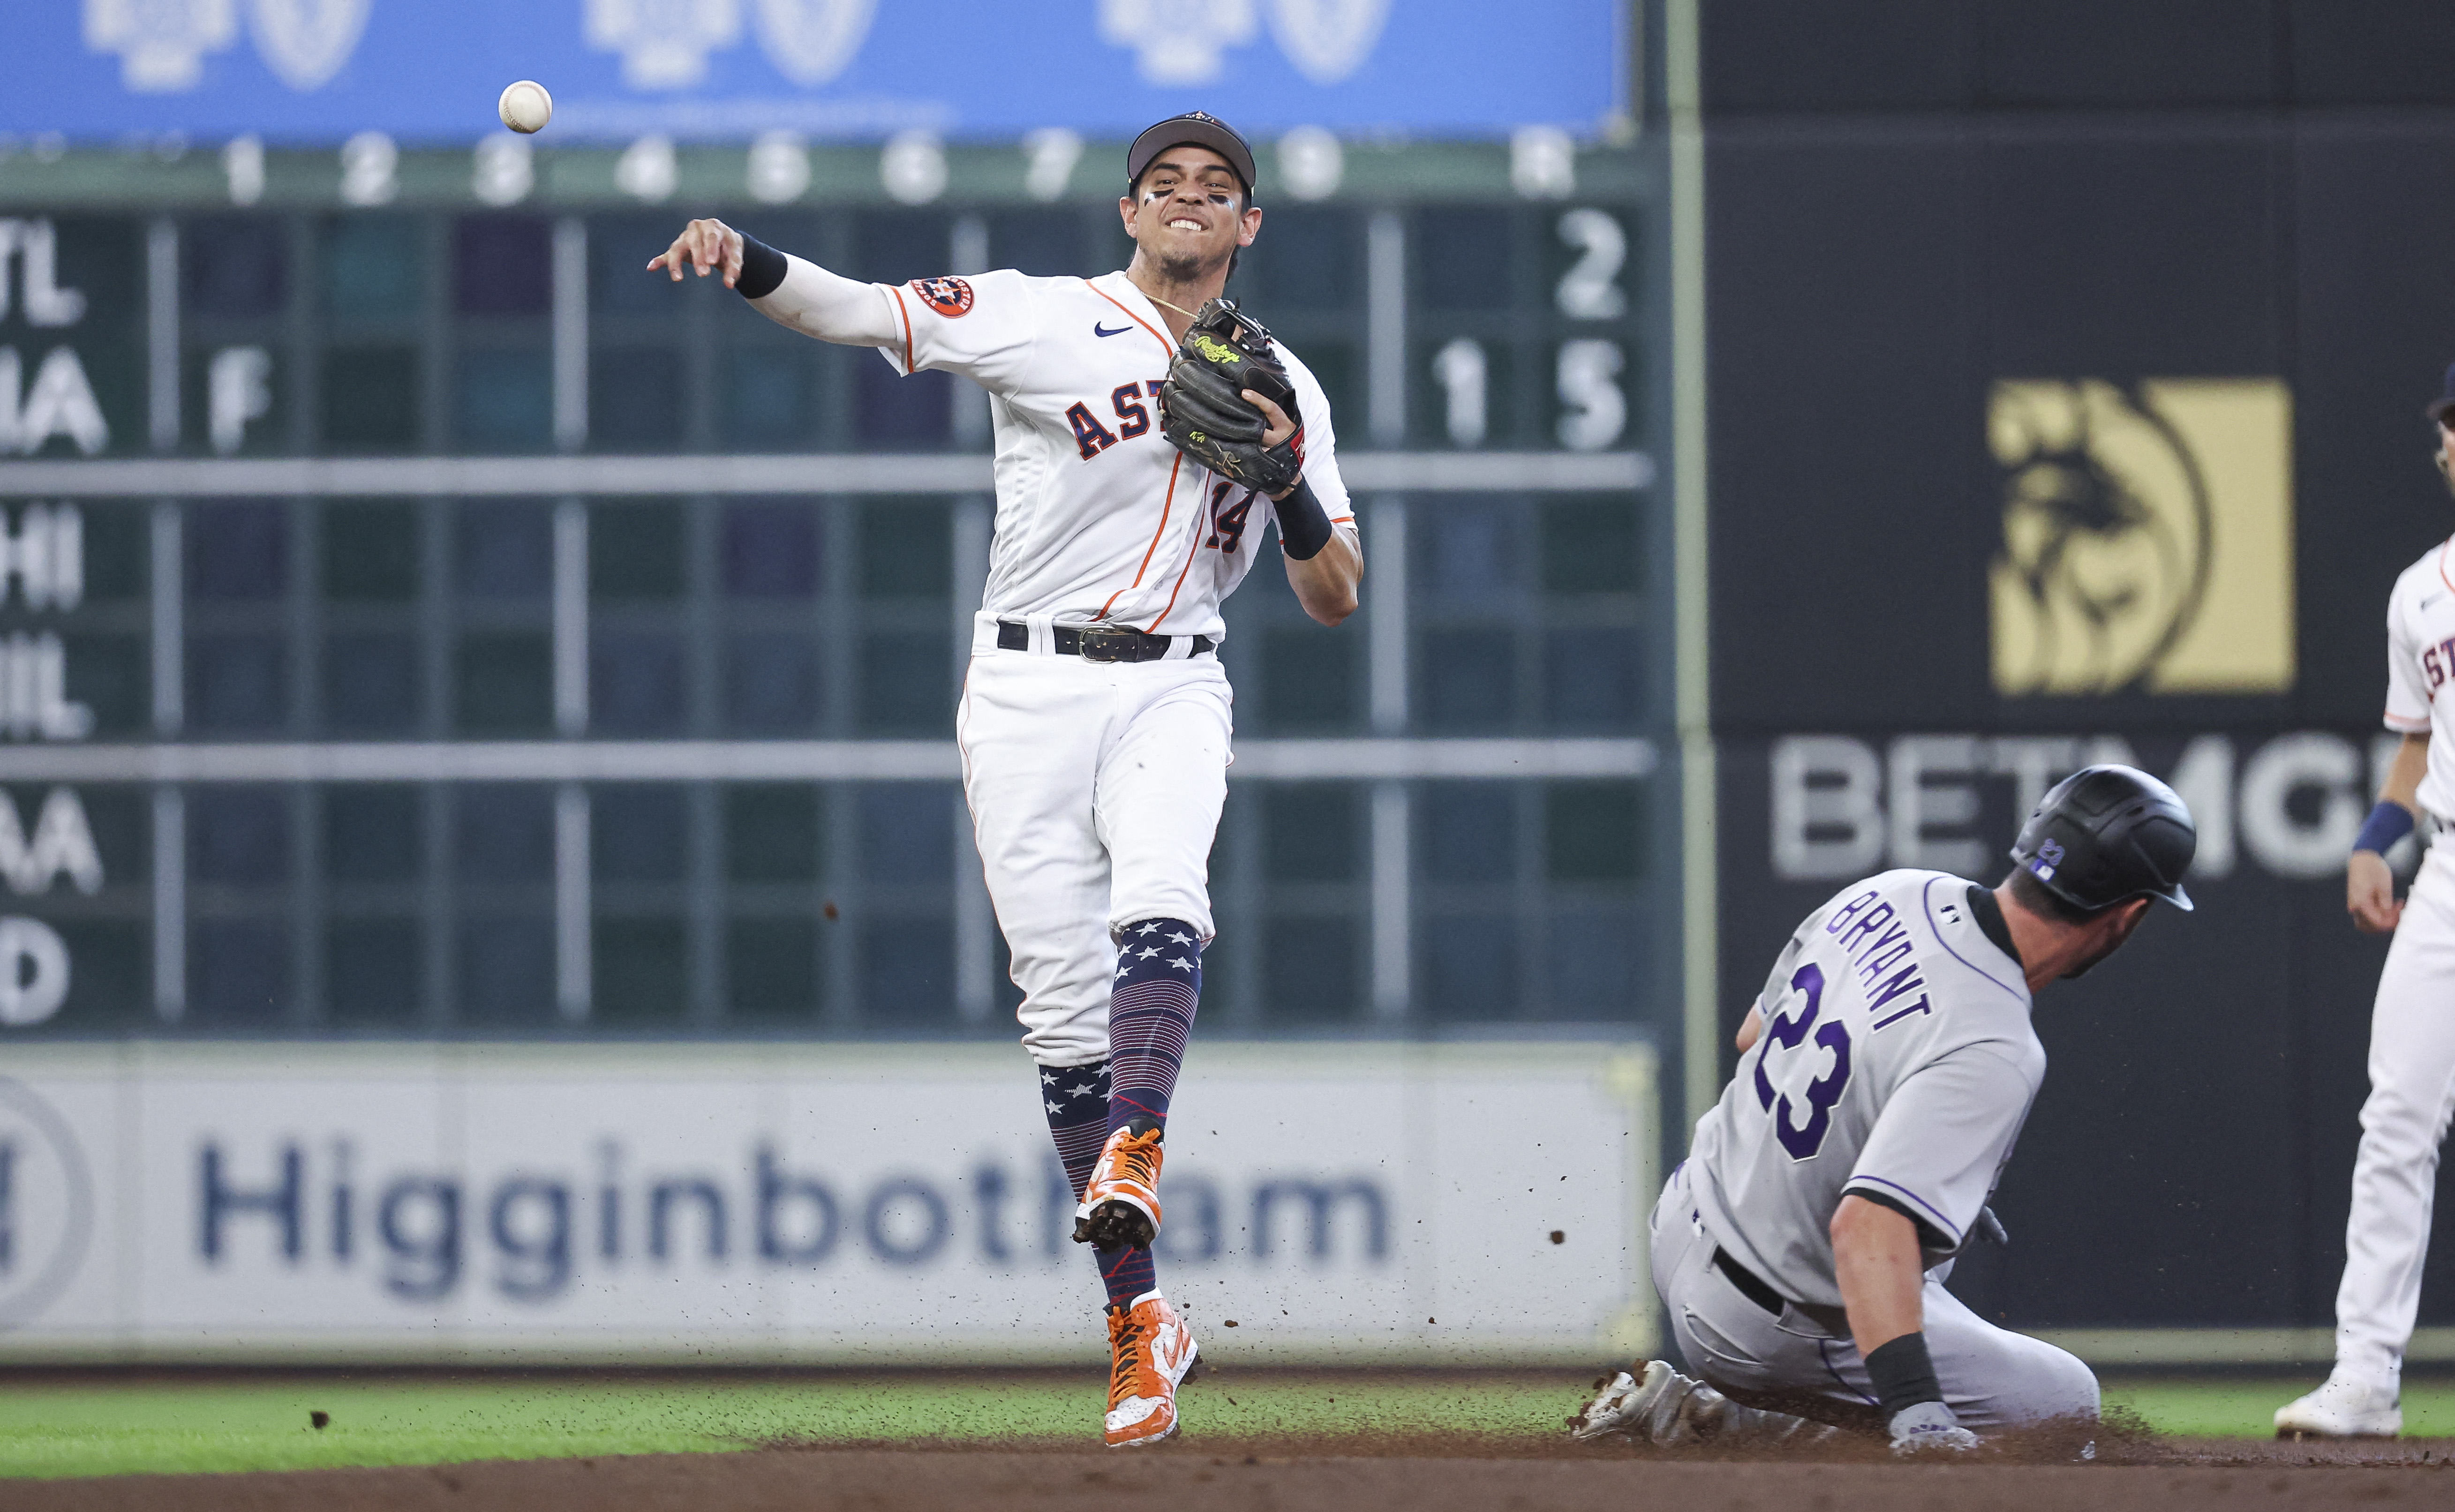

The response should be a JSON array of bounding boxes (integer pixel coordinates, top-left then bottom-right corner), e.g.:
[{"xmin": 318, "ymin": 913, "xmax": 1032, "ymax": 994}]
[{"xmin": 497, "ymin": 80, "xmax": 552, "ymax": 134}]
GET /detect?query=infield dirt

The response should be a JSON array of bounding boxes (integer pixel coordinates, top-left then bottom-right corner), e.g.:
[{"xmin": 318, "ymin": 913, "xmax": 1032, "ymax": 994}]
[{"xmin": 7, "ymin": 1437, "xmax": 2455, "ymax": 1511}]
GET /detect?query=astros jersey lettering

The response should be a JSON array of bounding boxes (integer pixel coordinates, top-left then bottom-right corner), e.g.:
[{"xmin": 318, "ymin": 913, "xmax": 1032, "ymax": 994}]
[
  {"xmin": 879, "ymin": 269, "xmax": 1356, "ymax": 640},
  {"xmin": 1687, "ymin": 868, "xmax": 2045, "ymax": 1310},
  {"xmin": 2382, "ymin": 537, "xmax": 2455, "ymax": 819}
]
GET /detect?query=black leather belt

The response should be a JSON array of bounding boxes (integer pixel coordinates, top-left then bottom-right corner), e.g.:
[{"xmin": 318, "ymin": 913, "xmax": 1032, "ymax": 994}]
[
  {"xmin": 1714, "ymin": 1247, "xmax": 1787, "ymax": 1316},
  {"xmin": 997, "ymin": 620, "xmax": 1214, "ymax": 663}
]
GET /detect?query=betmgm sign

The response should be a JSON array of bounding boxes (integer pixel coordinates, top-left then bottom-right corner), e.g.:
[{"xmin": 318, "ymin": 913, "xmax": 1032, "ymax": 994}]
[
  {"xmin": 1759, "ymin": 377, "xmax": 2329, "ymax": 885},
  {"xmin": 0, "ymin": 1043, "xmax": 1654, "ymax": 1365}
]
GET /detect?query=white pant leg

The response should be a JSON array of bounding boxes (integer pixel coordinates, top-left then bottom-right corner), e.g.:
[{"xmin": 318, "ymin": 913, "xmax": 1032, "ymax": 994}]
[
  {"xmin": 2336, "ymin": 844, "xmax": 2455, "ymax": 1385},
  {"xmin": 959, "ymin": 654, "xmax": 1115, "ymax": 1067},
  {"xmin": 958, "ymin": 648, "xmax": 1233, "ymax": 1067},
  {"xmin": 1652, "ymin": 1172, "xmax": 2098, "ymax": 1429},
  {"xmin": 1096, "ymin": 661, "xmax": 1232, "ymax": 940},
  {"xmin": 1918, "ymin": 1281, "xmax": 2099, "ymax": 1429}
]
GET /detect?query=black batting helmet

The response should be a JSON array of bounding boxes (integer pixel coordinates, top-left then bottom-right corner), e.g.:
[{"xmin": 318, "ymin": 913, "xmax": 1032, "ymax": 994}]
[{"xmin": 2009, "ymin": 764, "xmax": 2197, "ymax": 913}]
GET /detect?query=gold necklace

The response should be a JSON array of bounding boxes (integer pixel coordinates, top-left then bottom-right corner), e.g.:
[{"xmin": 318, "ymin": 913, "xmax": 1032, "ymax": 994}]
[{"xmin": 1141, "ymin": 289, "xmax": 1201, "ymax": 320}]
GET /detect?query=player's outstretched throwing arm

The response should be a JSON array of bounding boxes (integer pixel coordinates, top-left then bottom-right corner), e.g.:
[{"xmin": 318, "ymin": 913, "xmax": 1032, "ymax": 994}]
[{"xmin": 649, "ymin": 218, "xmax": 903, "ymax": 347}]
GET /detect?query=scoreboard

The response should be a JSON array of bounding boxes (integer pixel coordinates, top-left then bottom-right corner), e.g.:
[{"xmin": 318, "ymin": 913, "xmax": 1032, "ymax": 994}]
[{"xmin": 0, "ymin": 138, "xmax": 1664, "ymax": 1041}]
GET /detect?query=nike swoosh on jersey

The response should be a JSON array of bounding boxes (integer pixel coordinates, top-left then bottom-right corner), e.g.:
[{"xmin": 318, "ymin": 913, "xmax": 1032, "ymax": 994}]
[
  {"xmin": 1093, "ymin": 322, "xmax": 1134, "ymax": 338},
  {"xmin": 2425, "ymin": 591, "xmax": 2448, "ymax": 610}
]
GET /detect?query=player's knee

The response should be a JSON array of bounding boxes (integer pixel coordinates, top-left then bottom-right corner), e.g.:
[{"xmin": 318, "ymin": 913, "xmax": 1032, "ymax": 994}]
[{"xmin": 2024, "ymin": 1344, "xmax": 2101, "ymax": 1423}]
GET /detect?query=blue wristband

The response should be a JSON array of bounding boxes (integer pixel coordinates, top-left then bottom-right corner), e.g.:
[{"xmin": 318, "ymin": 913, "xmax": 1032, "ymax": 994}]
[{"xmin": 2355, "ymin": 801, "xmax": 2416, "ymax": 858}]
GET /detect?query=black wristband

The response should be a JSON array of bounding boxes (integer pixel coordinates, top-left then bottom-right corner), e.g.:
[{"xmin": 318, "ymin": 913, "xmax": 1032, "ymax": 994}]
[
  {"xmin": 1274, "ymin": 477, "xmax": 1336, "ymax": 561},
  {"xmin": 1865, "ymin": 1332, "xmax": 1944, "ymax": 1418},
  {"xmin": 736, "ymin": 233, "xmax": 788, "ymax": 300}
]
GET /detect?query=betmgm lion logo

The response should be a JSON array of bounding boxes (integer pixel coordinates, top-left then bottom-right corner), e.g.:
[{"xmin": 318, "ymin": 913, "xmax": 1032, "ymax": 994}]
[{"xmin": 1989, "ymin": 379, "xmax": 2296, "ymax": 696}]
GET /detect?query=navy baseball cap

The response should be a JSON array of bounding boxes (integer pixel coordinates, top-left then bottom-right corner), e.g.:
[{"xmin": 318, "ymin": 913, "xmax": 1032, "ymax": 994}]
[
  {"xmin": 2429, "ymin": 362, "xmax": 2455, "ymax": 426},
  {"xmin": 1126, "ymin": 113, "xmax": 1257, "ymax": 199}
]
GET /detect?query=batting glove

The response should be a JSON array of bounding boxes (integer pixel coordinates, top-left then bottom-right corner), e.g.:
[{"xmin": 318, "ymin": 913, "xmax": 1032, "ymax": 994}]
[{"xmin": 1887, "ymin": 1400, "xmax": 1980, "ymax": 1456}]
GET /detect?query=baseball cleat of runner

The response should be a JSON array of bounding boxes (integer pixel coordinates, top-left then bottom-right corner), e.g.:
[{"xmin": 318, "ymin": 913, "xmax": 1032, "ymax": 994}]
[
  {"xmin": 2274, "ymin": 1375, "xmax": 2402, "ymax": 1439},
  {"xmin": 1105, "ymin": 1290, "xmax": 1201, "ymax": 1448},
  {"xmin": 1570, "ymin": 1360, "xmax": 1692, "ymax": 1443}
]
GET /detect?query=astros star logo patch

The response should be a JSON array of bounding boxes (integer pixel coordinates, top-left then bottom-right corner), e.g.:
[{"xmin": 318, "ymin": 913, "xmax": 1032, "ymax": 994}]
[{"xmin": 911, "ymin": 277, "xmax": 973, "ymax": 318}]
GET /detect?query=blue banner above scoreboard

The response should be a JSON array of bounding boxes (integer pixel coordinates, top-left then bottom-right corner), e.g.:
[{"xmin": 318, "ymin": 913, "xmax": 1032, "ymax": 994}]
[{"xmin": 6, "ymin": 0, "xmax": 1627, "ymax": 144}]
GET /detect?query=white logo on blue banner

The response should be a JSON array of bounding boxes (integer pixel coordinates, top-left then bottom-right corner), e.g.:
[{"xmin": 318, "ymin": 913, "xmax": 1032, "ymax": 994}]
[
  {"xmin": 1265, "ymin": 0, "xmax": 1387, "ymax": 84},
  {"xmin": 585, "ymin": 0, "xmax": 744, "ymax": 90},
  {"xmin": 33, "ymin": 0, "xmax": 1621, "ymax": 143},
  {"xmin": 82, "ymin": 0, "xmax": 240, "ymax": 93},
  {"xmin": 247, "ymin": 0, "xmax": 370, "ymax": 90},
  {"xmin": 751, "ymin": 0, "xmax": 875, "ymax": 85},
  {"xmin": 1098, "ymin": 0, "xmax": 1258, "ymax": 86}
]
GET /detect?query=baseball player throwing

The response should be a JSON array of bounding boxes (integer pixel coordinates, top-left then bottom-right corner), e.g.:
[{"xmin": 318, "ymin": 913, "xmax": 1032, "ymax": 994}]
[
  {"xmin": 649, "ymin": 113, "xmax": 1361, "ymax": 1448},
  {"xmin": 2274, "ymin": 364, "xmax": 2455, "ymax": 1440},
  {"xmin": 1574, "ymin": 766, "xmax": 2196, "ymax": 1454}
]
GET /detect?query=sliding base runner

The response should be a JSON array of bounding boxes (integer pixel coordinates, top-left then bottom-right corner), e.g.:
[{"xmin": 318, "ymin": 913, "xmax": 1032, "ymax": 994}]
[
  {"xmin": 648, "ymin": 111, "xmax": 1363, "ymax": 1447},
  {"xmin": 1575, "ymin": 767, "xmax": 2195, "ymax": 1456}
]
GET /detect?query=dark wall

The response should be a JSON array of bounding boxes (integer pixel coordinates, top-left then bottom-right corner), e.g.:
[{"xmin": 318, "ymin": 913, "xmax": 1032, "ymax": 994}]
[
  {"xmin": 1705, "ymin": 6, "xmax": 2455, "ymax": 1328},
  {"xmin": 1702, "ymin": 0, "xmax": 2455, "ymax": 113}
]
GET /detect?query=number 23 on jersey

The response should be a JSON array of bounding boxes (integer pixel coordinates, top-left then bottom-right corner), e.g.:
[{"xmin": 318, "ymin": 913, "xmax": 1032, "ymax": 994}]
[{"xmin": 1754, "ymin": 963, "xmax": 1852, "ymax": 1160}]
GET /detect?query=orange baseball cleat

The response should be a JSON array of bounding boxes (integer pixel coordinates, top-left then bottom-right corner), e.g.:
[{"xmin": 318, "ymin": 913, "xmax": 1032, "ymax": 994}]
[
  {"xmin": 1105, "ymin": 1290, "xmax": 1200, "ymax": 1448},
  {"xmin": 1073, "ymin": 1119, "xmax": 1165, "ymax": 1249}
]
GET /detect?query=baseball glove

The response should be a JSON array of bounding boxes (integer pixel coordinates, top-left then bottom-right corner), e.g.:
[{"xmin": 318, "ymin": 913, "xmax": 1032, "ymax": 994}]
[{"xmin": 1158, "ymin": 297, "xmax": 1304, "ymax": 494}]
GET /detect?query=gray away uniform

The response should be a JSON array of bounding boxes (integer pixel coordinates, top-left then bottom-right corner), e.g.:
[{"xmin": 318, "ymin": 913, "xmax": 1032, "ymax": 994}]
[{"xmin": 1654, "ymin": 867, "xmax": 2099, "ymax": 1429}]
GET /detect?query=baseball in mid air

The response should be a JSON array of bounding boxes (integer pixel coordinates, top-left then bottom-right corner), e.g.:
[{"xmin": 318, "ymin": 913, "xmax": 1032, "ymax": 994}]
[{"xmin": 497, "ymin": 80, "xmax": 553, "ymax": 135}]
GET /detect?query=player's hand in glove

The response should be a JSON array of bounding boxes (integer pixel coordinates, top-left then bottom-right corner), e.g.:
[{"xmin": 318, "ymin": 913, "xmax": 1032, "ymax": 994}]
[
  {"xmin": 1887, "ymin": 1400, "xmax": 1979, "ymax": 1456},
  {"xmin": 1159, "ymin": 298, "xmax": 1304, "ymax": 496}
]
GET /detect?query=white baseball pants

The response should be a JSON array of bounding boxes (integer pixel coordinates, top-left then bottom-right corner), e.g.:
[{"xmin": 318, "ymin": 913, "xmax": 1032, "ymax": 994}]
[
  {"xmin": 956, "ymin": 613, "xmax": 1232, "ymax": 1069},
  {"xmin": 1651, "ymin": 1166, "xmax": 2100, "ymax": 1430},
  {"xmin": 2334, "ymin": 840, "xmax": 2455, "ymax": 1388}
]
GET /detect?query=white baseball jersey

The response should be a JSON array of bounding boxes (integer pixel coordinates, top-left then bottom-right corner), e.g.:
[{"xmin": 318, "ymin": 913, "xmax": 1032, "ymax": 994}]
[
  {"xmin": 1686, "ymin": 869, "xmax": 2045, "ymax": 1311},
  {"xmin": 878, "ymin": 269, "xmax": 1356, "ymax": 641},
  {"xmin": 2382, "ymin": 536, "xmax": 2455, "ymax": 819}
]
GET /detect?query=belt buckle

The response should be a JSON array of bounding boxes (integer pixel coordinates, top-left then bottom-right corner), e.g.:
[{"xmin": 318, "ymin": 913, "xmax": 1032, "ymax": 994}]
[{"xmin": 1077, "ymin": 627, "xmax": 1140, "ymax": 663}]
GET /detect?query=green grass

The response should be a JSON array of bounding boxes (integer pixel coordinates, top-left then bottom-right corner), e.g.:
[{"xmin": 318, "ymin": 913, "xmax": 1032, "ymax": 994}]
[
  {"xmin": 0, "ymin": 1373, "xmax": 1577, "ymax": 1480},
  {"xmin": 3, "ymin": 1373, "xmax": 2451, "ymax": 1481},
  {"xmin": 2102, "ymin": 1376, "xmax": 2455, "ymax": 1438}
]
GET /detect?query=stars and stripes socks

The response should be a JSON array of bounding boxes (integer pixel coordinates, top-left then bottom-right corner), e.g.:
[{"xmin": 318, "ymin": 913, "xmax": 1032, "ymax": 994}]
[
  {"xmin": 1037, "ymin": 1059, "xmax": 1153, "ymax": 1306},
  {"xmin": 1041, "ymin": 1060, "xmax": 1114, "ymax": 1203},
  {"xmin": 1108, "ymin": 917, "xmax": 1202, "ymax": 1134}
]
